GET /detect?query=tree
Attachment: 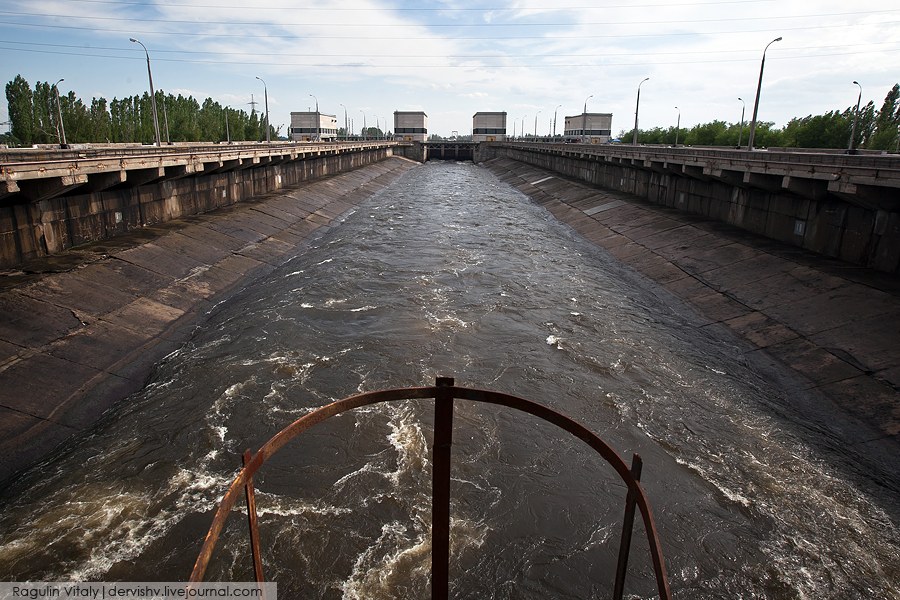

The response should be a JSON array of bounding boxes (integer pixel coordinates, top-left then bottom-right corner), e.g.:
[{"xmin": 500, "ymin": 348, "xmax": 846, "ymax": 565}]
[
  {"xmin": 868, "ymin": 84, "xmax": 899, "ymax": 150},
  {"xmin": 5, "ymin": 75, "xmax": 33, "ymax": 145}
]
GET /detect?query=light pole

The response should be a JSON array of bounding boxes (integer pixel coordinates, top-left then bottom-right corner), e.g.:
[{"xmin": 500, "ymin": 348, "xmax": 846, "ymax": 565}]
[
  {"xmin": 309, "ymin": 94, "xmax": 319, "ymax": 141},
  {"xmin": 849, "ymin": 81, "xmax": 862, "ymax": 153},
  {"xmin": 633, "ymin": 77, "xmax": 649, "ymax": 145},
  {"xmin": 522, "ymin": 115, "xmax": 527, "ymax": 140},
  {"xmin": 674, "ymin": 106, "xmax": 681, "ymax": 146},
  {"xmin": 255, "ymin": 77, "xmax": 270, "ymax": 143},
  {"xmin": 737, "ymin": 97, "xmax": 746, "ymax": 148},
  {"xmin": 534, "ymin": 110, "xmax": 541, "ymax": 138},
  {"xmin": 339, "ymin": 103, "xmax": 347, "ymax": 140},
  {"xmin": 359, "ymin": 110, "xmax": 366, "ymax": 139},
  {"xmin": 130, "ymin": 37, "xmax": 161, "ymax": 146},
  {"xmin": 52, "ymin": 78, "xmax": 67, "ymax": 148},
  {"xmin": 224, "ymin": 106, "xmax": 230, "ymax": 143},
  {"xmin": 747, "ymin": 36, "xmax": 782, "ymax": 150},
  {"xmin": 582, "ymin": 95, "xmax": 592, "ymax": 143},
  {"xmin": 553, "ymin": 104, "xmax": 562, "ymax": 138}
]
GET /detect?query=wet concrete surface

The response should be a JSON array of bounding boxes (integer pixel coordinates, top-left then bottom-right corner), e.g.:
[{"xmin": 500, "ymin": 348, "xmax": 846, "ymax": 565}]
[
  {"xmin": 482, "ymin": 157, "xmax": 899, "ymax": 464},
  {"xmin": 0, "ymin": 157, "xmax": 417, "ymax": 484}
]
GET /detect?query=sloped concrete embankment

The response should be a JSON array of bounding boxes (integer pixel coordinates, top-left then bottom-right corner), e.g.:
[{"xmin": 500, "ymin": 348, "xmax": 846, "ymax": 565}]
[
  {"xmin": 481, "ymin": 156, "xmax": 900, "ymax": 461},
  {"xmin": 0, "ymin": 157, "xmax": 417, "ymax": 483}
]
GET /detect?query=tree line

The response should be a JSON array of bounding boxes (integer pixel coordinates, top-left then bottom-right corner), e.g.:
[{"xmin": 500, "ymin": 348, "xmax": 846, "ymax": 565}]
[
  {"xmin": 625, "ymin": 84, "xmax": 900, "ymax": 150},
  {"xmin": 4, "ymin": 75, "xmax": 277, "ymax": 146}
]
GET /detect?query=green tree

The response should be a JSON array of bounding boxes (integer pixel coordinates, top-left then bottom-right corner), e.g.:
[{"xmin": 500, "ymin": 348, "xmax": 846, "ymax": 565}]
[
  {"xmin": 868, "ymin": 84, "xmax": 899, "ymax": 150},
  {"xmin": 5, "ymin": 75, "xmax": 33, "ymax": 145}
]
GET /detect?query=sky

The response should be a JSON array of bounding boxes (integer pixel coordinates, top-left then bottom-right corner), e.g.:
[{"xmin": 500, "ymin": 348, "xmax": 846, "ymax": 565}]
[{"xmin": 2, "ymin": 0, "xmax": 899, "ymax": 138}]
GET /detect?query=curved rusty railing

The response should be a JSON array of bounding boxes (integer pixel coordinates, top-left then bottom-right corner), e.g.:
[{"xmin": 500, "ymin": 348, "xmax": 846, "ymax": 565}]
[{"xmin": 189, "ymin": 376, "xmax": 671, "ymax": 599}]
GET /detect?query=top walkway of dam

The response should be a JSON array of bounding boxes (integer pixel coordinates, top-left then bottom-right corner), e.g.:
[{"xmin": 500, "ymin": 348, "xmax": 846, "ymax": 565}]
[{"xmin": 2, "ymin": 141, "xmax": 898, "ymax": 205}]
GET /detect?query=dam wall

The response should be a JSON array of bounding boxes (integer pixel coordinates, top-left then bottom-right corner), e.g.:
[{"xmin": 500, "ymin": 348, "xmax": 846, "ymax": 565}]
[
  {"xmin": 1, "ymin": 144, "xmax": 394, "ymax": 270},
  {"xmin": 476, "ymin": 144, "xmax": 900, "ymax": 275}
]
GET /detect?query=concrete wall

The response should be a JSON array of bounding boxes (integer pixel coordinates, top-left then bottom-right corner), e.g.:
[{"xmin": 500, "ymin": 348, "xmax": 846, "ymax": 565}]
[
  {"xmin": 476, "ymin": 144, "xmax": 900, "ymax": 274},
  {"xmin": 1, "ymin": 147, "xmax": 392, "ymax": 269}
]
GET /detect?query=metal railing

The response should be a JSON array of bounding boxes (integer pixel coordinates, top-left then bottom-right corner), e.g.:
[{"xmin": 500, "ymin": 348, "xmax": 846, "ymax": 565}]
[{"xmin": 189, "ymin": 376, "xmax": 672, "ymax": 599}]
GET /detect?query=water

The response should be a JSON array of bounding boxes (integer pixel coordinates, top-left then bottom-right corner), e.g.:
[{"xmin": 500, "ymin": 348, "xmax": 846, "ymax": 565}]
[{"xmin": 0, "ymin": 161, "xmax": 897, "ymax": 599}]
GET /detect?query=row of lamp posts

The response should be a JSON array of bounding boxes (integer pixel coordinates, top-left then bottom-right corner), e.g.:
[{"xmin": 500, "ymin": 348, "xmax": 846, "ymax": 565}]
[{"xmin": 45, "ymin": 35, "xmax": 874, "ymax": 152}]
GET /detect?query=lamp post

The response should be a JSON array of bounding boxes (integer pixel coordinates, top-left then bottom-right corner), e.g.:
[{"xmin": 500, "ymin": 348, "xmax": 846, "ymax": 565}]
[
  {"xmin": 552, "ymin": 104, "xmax": 562, "ymax": 138},
  {"xmin": 129, "ymin": 37, "xmax": 161, "ymax": 147},
  {"xmin": 674, "ymin": 106, "xmax": 681, "ymax": 147},
  {"xmin": 224, "ymin": 106, "xmax": 230, "ymax": 143},
  {"xmin": 309, "ymin": 94, "xmax": 319, "ymax": 141},
  {"xmin": 534, "ymin": 110, "xmax": 541, "ymax": 139},
  {"xmin": 737, "ymin": 97, "xmax": 746, "ymax": 148},
  {"xmin": 52, "ymin": 78, "xmax": 67, "ymax": 148},
  {"xmin": 522, "ymin": 115, "xmax": 527, "ymax": 140},
  {"xmin": 747, "ymin": 36, "xmax": 782, "ymax": 150},
  {"xmin": 359, "ymin": 110, "xmax": 366, "ymax": 139},
  {"xmin": 255, "ymin": 77, "xmax": 270, "ymax": 143},
  {"xmin": 633, "ymin": 77, "xmax": 649, "ymax": 145},
  {"xmin": 582, "ymin": 95, "xmax": 592, "ymax": 143},
  {"xmin": 339, "ymin": 103, "xmax": 347, "ymax": 140},
  {"xmin": 849, "ymin": 81, "xmax": 862, "ymax": 153}
]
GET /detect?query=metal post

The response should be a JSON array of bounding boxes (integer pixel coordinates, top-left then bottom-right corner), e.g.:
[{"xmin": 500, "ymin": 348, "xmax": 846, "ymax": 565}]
[
  {"xmin": 633, "ymin": 77, "xmax": 649, "ymax": 145},
  {"xmin": 675, "ymin": 107, "xmax": 681, "ymax": 146},
  {"xmin": 256, "ymin": 77, "xmax": 270, "ymax": 143},
  {"xmin": 747, "ymin": 36, "xmax": 782, "ymax": 150},
  {"xmin": 225, "ymin": 107, "xmax": 230, "ymax": 143},
  {"xmin": 613, "ymin": 453, "xmax": 643, "ymax": 600},
  {"xmin": 161, "ymin": 92, "xmax": 170, "ymax": 144},
  {"xmin": 849, "ymin": 81, "xmax": 862, "ymax": 153},
  {"xmin": 340, "ymin": 103, "xmax": 347, "ymax": 140},
  {"xmin": 737, "ymin": 97, "xmax": 745, "ymax": 148},
  {"xmin": 242, "ymin": 450, "xmax": 265, "ymax": 586},
  {"xmin": 582, "ymin": 95, "xmax": 592, "ymax": 144},
  {"xmin": 310, "ymin": 94, "xmax": 319, "ymax": 141},
  {"xmin": 534, "ymin": 110, "xmax": 540, "ymax": 139},
  {"xmin": 431, "ymin": 377, "xmax": 455, "ymax": 600},
  {"xmin": 553, "ymin": 104, "xmax": 561, "ymax": 137},
  {"xmin": 130, "ymin": 38, "xmax": 161, "ymax": 147},
  {"xmin": 53, "ymin": 79, "xmax": 67, "ymax": 148}
]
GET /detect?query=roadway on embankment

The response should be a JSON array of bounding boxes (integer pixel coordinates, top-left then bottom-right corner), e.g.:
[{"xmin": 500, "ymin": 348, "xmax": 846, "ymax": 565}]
[
  {"xmin": 0, "ymin": 157, "xmax": 417, "ymax": 484},
  {"xmin": 483, "ymin": 156, "xmax": 899, "ymax": 472}
]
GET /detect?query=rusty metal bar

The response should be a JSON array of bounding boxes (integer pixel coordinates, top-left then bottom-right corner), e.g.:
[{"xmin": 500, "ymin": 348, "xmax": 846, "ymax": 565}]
[
  {"xmin": 431, "ymin": 376, "xmax": 455, "ymax": 600},
  {"xmin": 242, "ymin": 450, "xmax": 265, "ymax": 587},
  {"xmin": 613, "ymin": 453, "xmax": 643, "ymax": 599},
  {"xmin": 190, "ymin": 381, "xmax": 671, "ymax": 599}
]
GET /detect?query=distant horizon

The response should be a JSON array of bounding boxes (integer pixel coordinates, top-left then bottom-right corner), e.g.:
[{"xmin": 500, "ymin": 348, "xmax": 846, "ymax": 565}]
[{"xmin": 3, "ymin": 1, "xmax": 899, "ymax": 137}]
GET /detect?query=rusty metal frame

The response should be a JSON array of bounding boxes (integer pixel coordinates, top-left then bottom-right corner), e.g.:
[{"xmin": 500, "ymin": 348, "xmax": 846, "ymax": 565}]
[{"xmin": 189, "ymin": 377, "xmax": 671, "ymax": 599}]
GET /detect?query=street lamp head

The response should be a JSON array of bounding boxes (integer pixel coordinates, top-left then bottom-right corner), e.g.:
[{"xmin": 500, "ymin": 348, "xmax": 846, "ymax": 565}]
[
  {"xmin": 129, "ymin": 37, "xmax": 138, "ymax": 43},
  {"xmin": 853, "ymin": 80, "xmax": 860, "ymax": 86},
  {"xmin": 774, "ymin": 36, "xmax": 782, "ymax": 42},
  {"xmin": 54, "ymin": 78, "xmax": 64, "ymax": 86}
]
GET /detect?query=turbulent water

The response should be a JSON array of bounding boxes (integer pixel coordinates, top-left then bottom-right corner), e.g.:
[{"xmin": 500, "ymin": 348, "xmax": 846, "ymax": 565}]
[{"xmin": 0, "ymin": 161, "xmax": 897, "ymax": 599}]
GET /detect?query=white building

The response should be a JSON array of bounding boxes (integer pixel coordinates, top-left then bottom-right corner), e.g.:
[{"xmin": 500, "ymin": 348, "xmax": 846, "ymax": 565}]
[
  {"xmin": 290, "ymin": 111, "xmax": 339, "ymax": 141},
  {"xmin": 393, "ymin": 111, "xmax": 428, "ymax": 142},
  {"xmin": 472, "ymin": 112, "xmax": 507, "ymax": 142},
  {"xmin": 563, "ymin": 113, "xmax": 613, "ymax": 143}
]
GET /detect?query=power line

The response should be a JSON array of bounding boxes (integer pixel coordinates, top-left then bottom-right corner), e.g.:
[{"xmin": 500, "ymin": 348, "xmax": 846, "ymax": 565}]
[
  {"xmin": 2, "ymin": 18, "xmax": 897, "ymax": 41},
  {"xmin": 2, "ymin": 38, "xmax": 896, "ymax": 59},
  {"xmin": 0, "ymin": 8, "xmax": 897, "ymax": 28},
  {"xmin": 0, "ymin": 43, "xmax": 893, "ymax": 68},
  {"xmin": 15, "ymin": 0, "xmax": 783, "ymax": 11}
]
